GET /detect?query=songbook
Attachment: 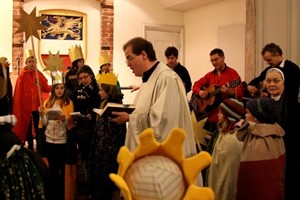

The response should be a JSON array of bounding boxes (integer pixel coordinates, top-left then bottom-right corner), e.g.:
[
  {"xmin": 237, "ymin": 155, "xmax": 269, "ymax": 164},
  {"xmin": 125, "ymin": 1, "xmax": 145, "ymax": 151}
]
[
  {"xmin": 46, "ymin": 109, "xmax": 63, "ymax": 120},
  {"xmin": 70, "ymin": 112, "xmax": 90, "ymax": 120},
  {"xmin": 93, "ymin": 103, "xmax": 135, "ymax": 117}
]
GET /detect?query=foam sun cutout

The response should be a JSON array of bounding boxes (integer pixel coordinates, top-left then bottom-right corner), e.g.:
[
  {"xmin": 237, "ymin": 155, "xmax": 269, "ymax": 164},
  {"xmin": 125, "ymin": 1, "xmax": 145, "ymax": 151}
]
[
  {"xmin": 14, "ymin": 7, "xmax": 46, "ymax": 41},
  {"xmin": 43, "ymin": 51, "xmax": 65, "ymax": 72},
  {"xmin": 109, "ymin": 128, "xmax": 215, "ymax": 200}
]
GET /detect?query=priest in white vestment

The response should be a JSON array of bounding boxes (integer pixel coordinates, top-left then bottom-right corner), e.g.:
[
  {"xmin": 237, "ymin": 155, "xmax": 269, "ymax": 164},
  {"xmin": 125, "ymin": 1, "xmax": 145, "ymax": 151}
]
[{"xmin": 112, "ymin": 37, "xmax": 198, "ymax": 161}]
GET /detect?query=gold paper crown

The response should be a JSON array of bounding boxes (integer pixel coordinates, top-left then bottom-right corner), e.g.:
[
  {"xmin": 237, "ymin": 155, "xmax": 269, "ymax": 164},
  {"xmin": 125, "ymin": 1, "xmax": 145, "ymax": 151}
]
[
  {"xmin": 99, "ymin": 53, "xmax": 110, "ymax": 66},
  {"xmin": 51, "ymin": 70, "xmax": 65, "ymax": 85},
  {"xmin": 25, "ymin": 49, "xmax": 34, "ymax": 60},
  {"xmin": 68, "ymin": 45, "xmax": 84, "ymax": 63},
  {"xmin": 96, "ymin": 72, "xmax": 118, "ymax": 86}
]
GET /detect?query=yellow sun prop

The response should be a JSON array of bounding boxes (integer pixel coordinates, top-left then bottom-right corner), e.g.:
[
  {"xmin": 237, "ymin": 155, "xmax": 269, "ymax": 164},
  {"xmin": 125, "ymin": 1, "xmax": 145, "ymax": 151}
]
[{"xmin": 109, "ymin": 128, "xmax": 214, "ymax": 200}]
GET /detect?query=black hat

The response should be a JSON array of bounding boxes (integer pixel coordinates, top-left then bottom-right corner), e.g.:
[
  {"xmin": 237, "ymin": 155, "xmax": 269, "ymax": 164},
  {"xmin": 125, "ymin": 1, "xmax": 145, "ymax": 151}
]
[{"xmin": 246, "ymin": 97, "xmax": 278, "ymax": 124}]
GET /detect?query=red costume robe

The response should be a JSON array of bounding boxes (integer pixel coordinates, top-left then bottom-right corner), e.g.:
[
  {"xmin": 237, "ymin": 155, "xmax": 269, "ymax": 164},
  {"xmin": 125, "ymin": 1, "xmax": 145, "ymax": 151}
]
[{"xmin": 12, "ymin": 68, "xmax": 51, "ymax": 142}]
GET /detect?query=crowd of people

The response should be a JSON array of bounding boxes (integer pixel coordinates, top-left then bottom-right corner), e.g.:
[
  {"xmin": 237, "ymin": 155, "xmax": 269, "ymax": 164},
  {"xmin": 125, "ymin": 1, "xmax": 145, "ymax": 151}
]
[
  {"xmin": 0, "ymin": 39, "xmax": 299, "ymax": 200},
  {"xmin": 200, "ymin": 43, "xmax": 299, "ymax": 200}
]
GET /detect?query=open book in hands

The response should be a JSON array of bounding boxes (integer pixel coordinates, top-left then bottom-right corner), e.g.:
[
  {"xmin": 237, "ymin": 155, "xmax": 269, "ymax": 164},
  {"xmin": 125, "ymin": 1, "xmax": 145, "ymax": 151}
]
[
  {"xmin": 46, "ymin": 109, "xmax": 63, "ymax": 120},
  {"xmin": 93, "ymin": 103, "xmax": 135, "ymax": 118}
]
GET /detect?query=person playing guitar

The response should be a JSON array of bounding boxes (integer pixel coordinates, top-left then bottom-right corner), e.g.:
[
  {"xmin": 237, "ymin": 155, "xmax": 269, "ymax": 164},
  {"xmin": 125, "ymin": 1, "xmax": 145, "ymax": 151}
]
[
  {"xmin": 191, "ymin": 48, "xmax": 244, "ymax": 152},
  {"xmin": 193, "ymin": 78, "xmax": 241, "ymax": 114}
]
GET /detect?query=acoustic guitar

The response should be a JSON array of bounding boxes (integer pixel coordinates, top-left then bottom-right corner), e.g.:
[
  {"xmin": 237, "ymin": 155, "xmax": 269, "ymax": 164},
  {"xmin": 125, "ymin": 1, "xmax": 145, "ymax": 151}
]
[{"xmin": 190, "ymin": 79, "xmax": 241, "ymax": 114}]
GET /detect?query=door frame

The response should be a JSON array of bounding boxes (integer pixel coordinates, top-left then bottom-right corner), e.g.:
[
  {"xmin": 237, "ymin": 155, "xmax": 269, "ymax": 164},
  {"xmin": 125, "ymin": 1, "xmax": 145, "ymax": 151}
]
[{"xmin": 143, "ymin": 24, "xmax": 184, "ymax": 64}]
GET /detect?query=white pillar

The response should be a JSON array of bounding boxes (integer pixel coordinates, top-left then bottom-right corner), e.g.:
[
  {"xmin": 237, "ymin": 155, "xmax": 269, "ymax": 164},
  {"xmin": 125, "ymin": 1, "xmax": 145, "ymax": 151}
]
[{"xmin": 0, "ymin": 0, "xmax": 13, "ymax": 70}]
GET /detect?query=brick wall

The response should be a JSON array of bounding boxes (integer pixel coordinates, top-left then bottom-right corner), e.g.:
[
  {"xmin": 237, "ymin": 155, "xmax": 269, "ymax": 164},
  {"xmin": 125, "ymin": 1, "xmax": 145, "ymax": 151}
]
[
  {"xmin": 11, "ymin": 0, "xmax": 24, "ymax": 88},
  {"xmin": 100, "ymin": 0, "xmax": 114, "ymax": 66}
]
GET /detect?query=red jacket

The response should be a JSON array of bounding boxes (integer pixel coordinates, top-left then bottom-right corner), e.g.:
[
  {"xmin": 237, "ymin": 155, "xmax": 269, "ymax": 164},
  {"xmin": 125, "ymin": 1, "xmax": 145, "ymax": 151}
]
[
  {"xmin": 12, "ymin": 68, "xmax": 51, "ymax": 141},
  {"xmin": 192, "ymin": 65, "xmax": 244, "ymax": 123}
]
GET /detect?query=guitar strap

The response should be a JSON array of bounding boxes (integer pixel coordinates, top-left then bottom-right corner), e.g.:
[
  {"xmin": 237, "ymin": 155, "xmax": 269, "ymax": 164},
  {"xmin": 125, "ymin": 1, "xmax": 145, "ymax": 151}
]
[{"xmin": 189, "ymin": 94, "xmax": 199, "ymax": 113}]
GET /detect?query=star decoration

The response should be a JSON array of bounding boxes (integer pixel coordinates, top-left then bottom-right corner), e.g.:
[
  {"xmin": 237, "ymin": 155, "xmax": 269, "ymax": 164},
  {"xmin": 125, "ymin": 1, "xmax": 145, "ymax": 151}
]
[
  {"xmin": 43, "ymin": 51, "xmax": 65, "ymax": 72},
  {"xmin": 15, "ymin": 7, "xmax": 46, "ymax": 41},
  {"xmin": 109, "ymin": 128, "xmax": 214, "ymax": 200},
  {"xmin": 191, "ymin": 110, "xmax": 210, "ymax": 150}
]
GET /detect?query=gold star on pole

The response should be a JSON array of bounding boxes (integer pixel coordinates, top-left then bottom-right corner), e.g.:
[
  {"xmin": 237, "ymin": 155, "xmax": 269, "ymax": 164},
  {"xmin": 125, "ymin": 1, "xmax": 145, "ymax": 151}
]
[
  {"xmin": 15, "ymin": 7, "xmax": 46, "ymax": 41},
  {"xmin": 43, "ymin": 51, "xmax": 65, "ymax": 72}
]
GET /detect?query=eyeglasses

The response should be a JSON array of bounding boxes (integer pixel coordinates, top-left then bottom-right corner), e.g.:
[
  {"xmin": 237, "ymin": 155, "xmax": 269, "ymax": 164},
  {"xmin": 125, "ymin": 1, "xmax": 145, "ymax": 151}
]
[{"xmin": 125, "ymin": 55, "xmax": 137, "ymax": 65}]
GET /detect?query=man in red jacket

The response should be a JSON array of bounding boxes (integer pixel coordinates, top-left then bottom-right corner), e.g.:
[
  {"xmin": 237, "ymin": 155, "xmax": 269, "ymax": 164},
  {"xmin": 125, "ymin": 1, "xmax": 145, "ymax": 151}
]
[{"xmin": 192, "ymin": 48, "xmax": 244, "ymax": 136}]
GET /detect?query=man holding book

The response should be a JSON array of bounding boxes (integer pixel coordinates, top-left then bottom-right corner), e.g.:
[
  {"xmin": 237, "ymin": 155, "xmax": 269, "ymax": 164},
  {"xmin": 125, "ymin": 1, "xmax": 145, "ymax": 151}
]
[{"xmin": 111, "ymin": 37, "xmax": 198, "ymax": 162}]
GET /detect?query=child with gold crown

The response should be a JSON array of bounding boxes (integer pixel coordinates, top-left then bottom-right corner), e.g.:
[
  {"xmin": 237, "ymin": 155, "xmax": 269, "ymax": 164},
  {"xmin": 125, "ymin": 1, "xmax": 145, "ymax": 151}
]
[
  {"xmin": 65, "ymin": 45, "xmax": 85, "ymax": 98},
  {"xmin": 39, "ymin": 51, "xmax": 74, "ymax": 200},
  {"xmin": 88, "ymin": 72, "xmax": 126, "ymax": 199}
]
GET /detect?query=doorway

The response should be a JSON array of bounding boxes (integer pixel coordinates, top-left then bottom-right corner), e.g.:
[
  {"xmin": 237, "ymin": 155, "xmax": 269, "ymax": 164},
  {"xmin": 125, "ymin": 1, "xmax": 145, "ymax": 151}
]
[{"xmin": 144, "ymin": 24, "xmax": 184, "ymax": 65}]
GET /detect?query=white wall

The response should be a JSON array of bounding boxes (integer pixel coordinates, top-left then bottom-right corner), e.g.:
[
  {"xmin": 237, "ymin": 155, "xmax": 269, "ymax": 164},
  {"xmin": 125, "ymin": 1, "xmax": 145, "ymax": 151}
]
[
  {"xmin": 0, "ymin": 0, "xmax": 13, "ymax": 69},
  {"xmin": 256, "ymin": 0, "xmax": 300, "ymax": 72},
  {"xmin": 184, "ymin": 0, "xmax": 246, "ymax": 87}
]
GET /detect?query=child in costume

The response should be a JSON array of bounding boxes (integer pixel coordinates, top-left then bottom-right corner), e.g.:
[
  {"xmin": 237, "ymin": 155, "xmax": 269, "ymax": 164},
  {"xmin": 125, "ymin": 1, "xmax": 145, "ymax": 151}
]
[
  {"xmin": 236, "ymin": 97, "xmax": 285, "ymax": 200},
  {"xmin": 207, "ymin": 98, "xmax": 245, "ymax": 200},
  {"xmin": 98, "ymin": 53, "xmax": 122, "ymax": 94},
  {"xmin": 71, "ymin": 65, "xmax": 100, "ymax": 193},
  {"xmin": 99, "ymin": 53, "xmax": 112, "ymax": 74},
  {"xmin": 65, "ymin": 45, "xmax": 85, "ymax": 98},
  {"xmin": 88, "ymin": 72, "xmax": 126, "ymax": 199},
  {"xmin": 39, "ymin": 71, "xmax": 74, "ymax": 200},
  {"xmin": 12, "ymin": 50, "xmax": 51, "ymax": 152}
]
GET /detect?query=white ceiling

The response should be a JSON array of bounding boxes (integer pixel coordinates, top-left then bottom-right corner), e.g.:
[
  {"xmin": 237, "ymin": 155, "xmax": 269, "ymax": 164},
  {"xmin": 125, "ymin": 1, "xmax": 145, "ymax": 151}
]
[{"xmin": 157, "ymin": 0, "xmax": 226, "ymax": 12}]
